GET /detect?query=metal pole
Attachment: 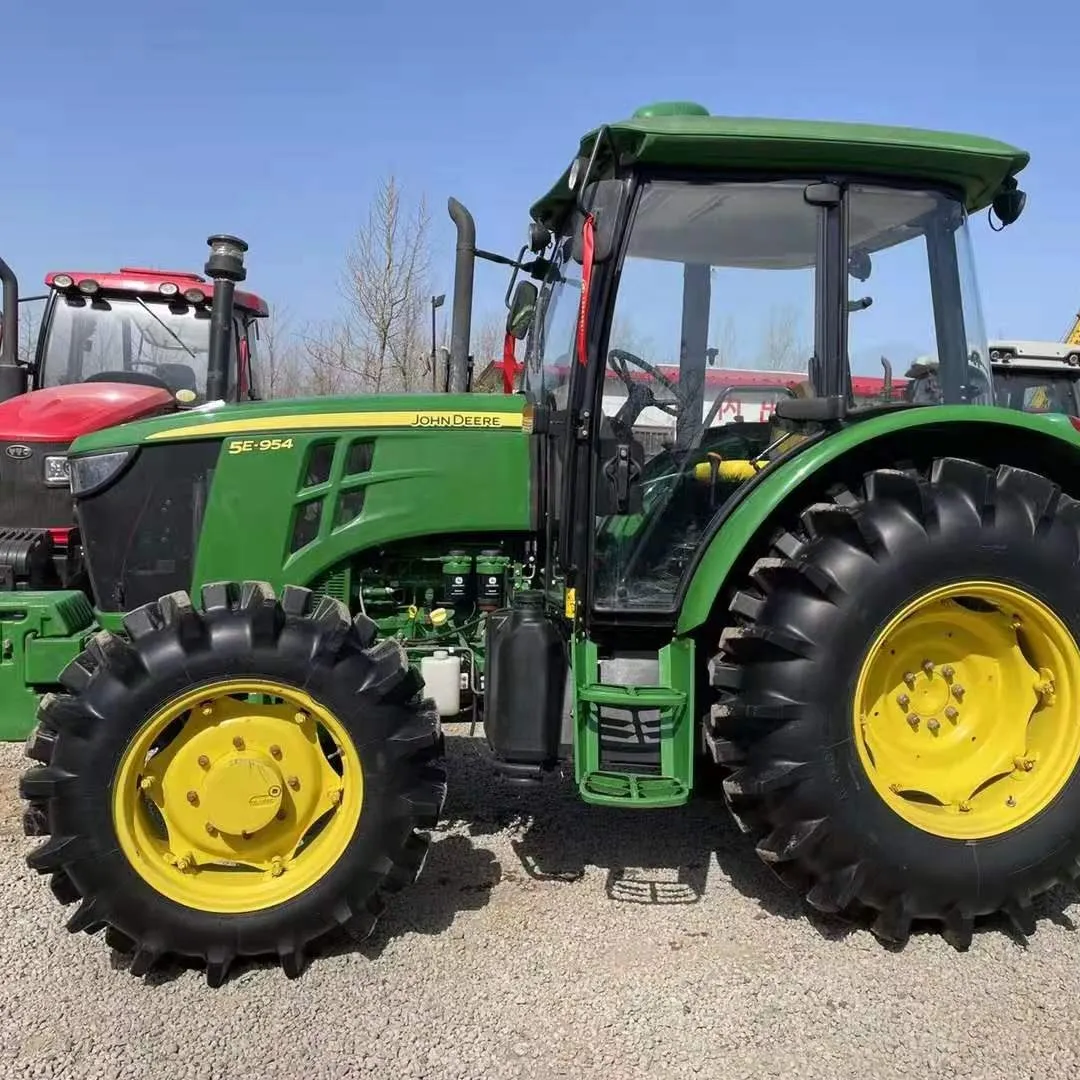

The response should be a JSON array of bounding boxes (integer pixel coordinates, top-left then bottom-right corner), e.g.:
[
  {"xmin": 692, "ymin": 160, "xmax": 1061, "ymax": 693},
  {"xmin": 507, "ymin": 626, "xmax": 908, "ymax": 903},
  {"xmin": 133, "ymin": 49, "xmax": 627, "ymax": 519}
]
[{"xmin": 203, "ymin": 234, "xmax": 247, "ymax": 403}]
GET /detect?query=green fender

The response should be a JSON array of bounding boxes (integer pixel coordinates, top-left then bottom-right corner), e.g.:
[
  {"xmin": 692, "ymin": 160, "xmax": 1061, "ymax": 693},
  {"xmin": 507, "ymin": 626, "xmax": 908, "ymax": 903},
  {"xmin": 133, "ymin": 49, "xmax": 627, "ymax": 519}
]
[{"xmin": 676, "ymin": 406, "xmax": 1080, "ymax": 635}]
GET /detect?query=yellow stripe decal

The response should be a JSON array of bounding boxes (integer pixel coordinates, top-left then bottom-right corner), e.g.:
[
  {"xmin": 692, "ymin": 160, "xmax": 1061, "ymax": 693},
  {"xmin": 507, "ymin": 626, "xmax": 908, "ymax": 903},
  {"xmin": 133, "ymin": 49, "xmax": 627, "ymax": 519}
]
[{"xmin": 146, "ymin": 410, "xmax": 525, "ymax": 441}]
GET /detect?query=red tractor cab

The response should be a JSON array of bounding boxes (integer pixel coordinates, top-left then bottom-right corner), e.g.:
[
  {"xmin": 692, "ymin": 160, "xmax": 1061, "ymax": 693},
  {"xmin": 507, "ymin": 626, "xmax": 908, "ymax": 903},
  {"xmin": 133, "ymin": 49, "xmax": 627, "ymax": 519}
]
[{"xmin": 0, "ymin": 259, "xmax": 268, "ymax": 588}]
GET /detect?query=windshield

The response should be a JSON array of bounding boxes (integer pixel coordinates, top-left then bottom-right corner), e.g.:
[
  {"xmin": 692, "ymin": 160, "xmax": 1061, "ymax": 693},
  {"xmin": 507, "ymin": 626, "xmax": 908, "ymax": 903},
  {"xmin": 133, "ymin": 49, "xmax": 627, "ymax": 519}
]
[
  {"xmin": 39, "ymin": 294, "xmax": 236, "ymax": 399},
  {"xmin": 592, "ymin": 176, "xmax": 990, "ymax": 611},
  {"xmin": 994, "ymin": 369, "xmax": 1080, "ymax": 414}
]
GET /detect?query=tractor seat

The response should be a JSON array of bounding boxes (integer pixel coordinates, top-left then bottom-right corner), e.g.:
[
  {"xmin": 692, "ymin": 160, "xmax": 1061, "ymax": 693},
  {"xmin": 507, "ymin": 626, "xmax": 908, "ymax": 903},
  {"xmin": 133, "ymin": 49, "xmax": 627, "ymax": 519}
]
[{"xmin": 155, "ymin": 363, "xmax": 200, "ymax": 395}]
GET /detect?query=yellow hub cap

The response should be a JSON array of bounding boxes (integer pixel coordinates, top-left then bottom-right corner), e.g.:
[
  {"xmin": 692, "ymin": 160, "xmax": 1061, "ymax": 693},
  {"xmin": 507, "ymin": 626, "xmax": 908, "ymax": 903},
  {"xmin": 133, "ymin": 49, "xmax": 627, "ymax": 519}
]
[
  {"xmin": 853, "ymin": 581, "xmax": 1080, "ymax": 840},
  {"xmin": 112, "ymin": 679, "xmax": 363, "ymax": 913}
]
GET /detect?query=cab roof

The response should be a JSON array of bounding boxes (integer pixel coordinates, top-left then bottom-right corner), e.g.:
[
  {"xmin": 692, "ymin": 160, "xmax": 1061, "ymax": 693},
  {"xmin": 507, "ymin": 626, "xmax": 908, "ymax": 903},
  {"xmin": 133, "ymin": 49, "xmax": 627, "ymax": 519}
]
[
  {"xmin": 44, "ymin": 267, "xmax": 269, "ymax": 317},
  {"xmin": 530, "ymin": 102, "xmax": 1030, "ymax": 228}
]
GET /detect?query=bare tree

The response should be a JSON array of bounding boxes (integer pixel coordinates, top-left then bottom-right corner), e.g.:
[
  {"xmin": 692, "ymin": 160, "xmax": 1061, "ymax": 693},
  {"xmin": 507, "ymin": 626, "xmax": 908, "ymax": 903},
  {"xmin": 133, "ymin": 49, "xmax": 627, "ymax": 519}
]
[
  {"xmin": 302, "ymin": 174, "xmax": 434, "ymax": 395},
  {"xmin": 258, "ymin": 303, "xmax": 308, "ymax": 399},
  {"xmin": 17, "ymin": 299, "xmax": 43, "ymax": 367},
  {"xmin": 756, "ymin": 304, "xmax": 809, "ymax": 371}
]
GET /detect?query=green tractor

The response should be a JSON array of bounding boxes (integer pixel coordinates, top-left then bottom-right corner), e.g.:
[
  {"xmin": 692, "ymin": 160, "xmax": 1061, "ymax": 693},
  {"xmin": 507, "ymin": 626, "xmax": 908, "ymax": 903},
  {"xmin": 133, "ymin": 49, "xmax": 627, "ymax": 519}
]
[{"xmin": 20, "ymin": 101, "xmax": 1079, "ymax": 987}]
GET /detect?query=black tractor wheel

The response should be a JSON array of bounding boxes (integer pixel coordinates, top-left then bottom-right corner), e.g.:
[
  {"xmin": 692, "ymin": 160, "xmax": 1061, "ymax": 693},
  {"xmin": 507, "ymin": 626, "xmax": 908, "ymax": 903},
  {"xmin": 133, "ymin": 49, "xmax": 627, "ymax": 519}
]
[
  {"xmin": 708, "ymin": 458, "xmax": 1080, "ymax": 947},
  {"xmin": 19, "ymin": 581, "xmax": 447, "ymax": 986}
]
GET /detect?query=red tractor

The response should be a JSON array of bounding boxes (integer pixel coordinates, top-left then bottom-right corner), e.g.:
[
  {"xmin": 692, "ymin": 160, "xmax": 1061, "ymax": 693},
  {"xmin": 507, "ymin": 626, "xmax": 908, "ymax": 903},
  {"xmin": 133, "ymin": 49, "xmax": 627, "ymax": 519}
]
[{"xmin": 0, "ymin": 243, "xmax": 268, "ymax": 589}]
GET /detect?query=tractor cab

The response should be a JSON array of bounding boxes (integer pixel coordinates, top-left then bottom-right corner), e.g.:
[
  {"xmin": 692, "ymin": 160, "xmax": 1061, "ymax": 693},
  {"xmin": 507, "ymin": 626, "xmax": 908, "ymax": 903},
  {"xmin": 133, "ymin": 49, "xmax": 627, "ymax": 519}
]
[
  {"xmin": 34, "ymin": 268, "xmax": 267, "ymax": 404},
  {"xmin": 514, "ymin": 102, "xmax": 1027, "ymax": 619},
  {"xmin": 905, "ymin": 339, "xmax": 1080, "ymax": 415}
]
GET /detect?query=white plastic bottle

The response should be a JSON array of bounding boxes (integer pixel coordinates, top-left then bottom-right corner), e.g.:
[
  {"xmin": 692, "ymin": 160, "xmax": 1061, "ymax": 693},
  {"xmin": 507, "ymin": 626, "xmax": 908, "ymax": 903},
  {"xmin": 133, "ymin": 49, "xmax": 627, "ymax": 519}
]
[{"xmin": 420, "ymin": 649, "xmax": 462, "ymax": 717}]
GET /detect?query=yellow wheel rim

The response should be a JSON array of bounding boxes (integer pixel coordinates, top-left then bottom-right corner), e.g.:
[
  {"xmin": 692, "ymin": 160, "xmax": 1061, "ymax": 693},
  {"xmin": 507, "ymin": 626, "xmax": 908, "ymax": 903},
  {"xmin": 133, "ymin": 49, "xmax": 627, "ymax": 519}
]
[
  {"xmin": 853, "ymin": 581, "xmax": 1080, "ymax": 840},
  {"xmin": 112, "ymin": 679, "xmax": 363, "ymax": 913}
]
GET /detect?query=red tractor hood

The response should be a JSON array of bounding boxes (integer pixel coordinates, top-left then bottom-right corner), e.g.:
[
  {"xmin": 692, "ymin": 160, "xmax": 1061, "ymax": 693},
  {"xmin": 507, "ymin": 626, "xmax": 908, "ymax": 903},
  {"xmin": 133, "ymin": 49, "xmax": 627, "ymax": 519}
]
[{"xmin": 0, "ymin": 383, "xmax": 177, "ymax": 443}]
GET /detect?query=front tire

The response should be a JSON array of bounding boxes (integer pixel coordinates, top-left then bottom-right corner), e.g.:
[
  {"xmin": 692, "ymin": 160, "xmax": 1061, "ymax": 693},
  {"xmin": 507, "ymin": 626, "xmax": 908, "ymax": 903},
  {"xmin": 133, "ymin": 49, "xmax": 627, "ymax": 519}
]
[
  {"xmin": 708, "ymin": 458, "xmax": 1080, "ymax": 946},
  {"xmin": 20, "ymin": 581, "xmax": 447, "ymax": 986}
]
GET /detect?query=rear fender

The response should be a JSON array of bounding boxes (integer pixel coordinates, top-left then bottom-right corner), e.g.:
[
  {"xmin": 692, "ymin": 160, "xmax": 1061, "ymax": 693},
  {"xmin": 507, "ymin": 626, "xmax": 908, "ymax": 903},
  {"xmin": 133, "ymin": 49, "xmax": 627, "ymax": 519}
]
[{"xmin": 676, "ymin": 406, "xmax": 1080, "ymax": 635}]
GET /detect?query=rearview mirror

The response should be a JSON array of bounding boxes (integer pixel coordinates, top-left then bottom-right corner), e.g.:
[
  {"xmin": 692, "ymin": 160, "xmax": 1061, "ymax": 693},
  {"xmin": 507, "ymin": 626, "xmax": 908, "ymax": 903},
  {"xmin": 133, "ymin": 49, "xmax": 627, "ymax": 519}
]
[{"xmin": 506, "ymin": 280, "xmax": 537, "ymax": 341}]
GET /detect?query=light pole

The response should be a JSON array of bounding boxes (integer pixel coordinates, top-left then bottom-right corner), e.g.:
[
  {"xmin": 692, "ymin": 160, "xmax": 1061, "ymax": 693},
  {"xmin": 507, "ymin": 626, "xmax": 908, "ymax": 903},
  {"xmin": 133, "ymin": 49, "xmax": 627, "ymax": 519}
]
[{"xmin": 430, "ymin": 293, "xmax": 445, "ymax": 391}]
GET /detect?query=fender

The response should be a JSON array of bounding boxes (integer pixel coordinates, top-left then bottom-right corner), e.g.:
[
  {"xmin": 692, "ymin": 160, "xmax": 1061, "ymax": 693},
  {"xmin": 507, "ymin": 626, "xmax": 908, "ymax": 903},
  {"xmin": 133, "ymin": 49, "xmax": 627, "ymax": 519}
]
[{"xmin": 676, "ymin": 405, "xmax": 1080, "ymax": 635}]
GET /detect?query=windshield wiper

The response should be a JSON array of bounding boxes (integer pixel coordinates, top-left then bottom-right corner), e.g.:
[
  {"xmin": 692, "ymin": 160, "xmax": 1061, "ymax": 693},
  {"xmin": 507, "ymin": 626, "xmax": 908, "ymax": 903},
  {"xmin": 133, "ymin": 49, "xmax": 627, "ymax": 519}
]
[{"xmin": 133, "ymin": 296, "xmax": 198, "ymax": 361}]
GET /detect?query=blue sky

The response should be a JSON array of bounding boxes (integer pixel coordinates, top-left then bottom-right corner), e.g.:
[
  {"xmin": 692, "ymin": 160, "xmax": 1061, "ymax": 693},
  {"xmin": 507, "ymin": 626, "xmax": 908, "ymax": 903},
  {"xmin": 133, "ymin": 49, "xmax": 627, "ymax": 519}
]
[{"xmin": 5, "ymin": 0, "xmax": 1077, "ymax": 359}]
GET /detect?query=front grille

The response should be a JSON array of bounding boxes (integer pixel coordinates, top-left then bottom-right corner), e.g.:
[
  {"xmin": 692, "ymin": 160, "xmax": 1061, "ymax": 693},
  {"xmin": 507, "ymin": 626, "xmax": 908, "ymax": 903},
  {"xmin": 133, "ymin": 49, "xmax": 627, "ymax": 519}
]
[
  {"xmin": 0, "ymin": 441, "xmax": 73, "ymax": 528},
  {"xmin": 77, "ymin": 441, "xmax": 221, "ymax": 612}
]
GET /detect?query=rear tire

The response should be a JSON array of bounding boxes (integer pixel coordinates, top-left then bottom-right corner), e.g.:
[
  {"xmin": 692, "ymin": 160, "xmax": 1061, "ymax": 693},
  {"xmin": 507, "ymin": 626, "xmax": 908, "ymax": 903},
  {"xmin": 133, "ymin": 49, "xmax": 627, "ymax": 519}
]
[
  {"xmin": 708, "ymin": 458, "xmax": 1080, "ymax": 946},
  {"xmin": 19, "ymin": 581, "xmax": 447, "ymax": 986}
]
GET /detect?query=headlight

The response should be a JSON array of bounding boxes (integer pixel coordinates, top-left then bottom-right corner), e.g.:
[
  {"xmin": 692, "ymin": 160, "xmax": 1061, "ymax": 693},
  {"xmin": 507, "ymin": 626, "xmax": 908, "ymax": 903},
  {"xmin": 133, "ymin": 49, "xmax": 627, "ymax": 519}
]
[
  {"xmin": 69, "ymin": 449, "xmax": 136, "ymax": 497},
  {"xmin": 44, "ymin": 455, "xmax": 70, "ymax": 488}
]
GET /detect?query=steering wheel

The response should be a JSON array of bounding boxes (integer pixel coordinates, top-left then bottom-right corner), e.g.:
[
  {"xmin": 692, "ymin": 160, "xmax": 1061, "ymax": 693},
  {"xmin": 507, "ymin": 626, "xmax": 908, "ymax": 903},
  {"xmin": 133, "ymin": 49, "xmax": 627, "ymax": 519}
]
[{"xmin": 608, "ymin": 349, "xmax": 681, "ymax": 412}]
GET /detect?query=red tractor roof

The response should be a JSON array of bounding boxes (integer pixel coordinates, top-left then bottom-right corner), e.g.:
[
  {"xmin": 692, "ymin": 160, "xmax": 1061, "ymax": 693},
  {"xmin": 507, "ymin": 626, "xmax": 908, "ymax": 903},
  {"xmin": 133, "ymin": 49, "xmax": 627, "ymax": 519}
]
[{"xmin": 44, "ymin": 266, "xmax": 269, "ymax": 317}]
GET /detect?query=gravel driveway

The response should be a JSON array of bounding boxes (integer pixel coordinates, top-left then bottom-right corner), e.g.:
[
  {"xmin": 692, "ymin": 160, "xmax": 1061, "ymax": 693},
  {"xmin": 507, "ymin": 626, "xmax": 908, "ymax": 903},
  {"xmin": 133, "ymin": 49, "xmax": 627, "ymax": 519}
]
[{"xmin": 2, "ymin": 725, "xmax": 1080, "ymax": 1080}]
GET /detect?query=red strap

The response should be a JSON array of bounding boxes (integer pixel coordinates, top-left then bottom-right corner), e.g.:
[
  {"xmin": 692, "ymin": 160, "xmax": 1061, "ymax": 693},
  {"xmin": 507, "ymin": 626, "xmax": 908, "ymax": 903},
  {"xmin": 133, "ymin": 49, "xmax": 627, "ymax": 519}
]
[
  {"xmin": 499, "ymin": 331, "xmax": 519, "ymax": 394},
  {"xmin": 575, "ymin": 213, "xmax": 595, "ymax": 366}
]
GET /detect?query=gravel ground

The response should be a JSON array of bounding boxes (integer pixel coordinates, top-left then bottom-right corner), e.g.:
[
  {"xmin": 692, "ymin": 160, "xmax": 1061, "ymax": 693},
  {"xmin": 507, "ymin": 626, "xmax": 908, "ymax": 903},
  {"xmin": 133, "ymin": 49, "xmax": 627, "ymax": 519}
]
[{"xmin": 3, "ymin": 725, "xmax": 1080, "ymax": 1080}]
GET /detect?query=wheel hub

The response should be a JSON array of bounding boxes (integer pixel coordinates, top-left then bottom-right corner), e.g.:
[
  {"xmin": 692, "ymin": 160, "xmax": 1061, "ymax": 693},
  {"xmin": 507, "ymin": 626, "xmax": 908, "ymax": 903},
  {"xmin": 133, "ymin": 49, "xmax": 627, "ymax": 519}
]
[
  {"xmin": 853, "ymin": 581, "xmax": 1080, "ymax": 840},
  {"xmin": 112, "ymin": 679, "xmax": 363, "ymax": 914},
  {"xmin": 200, "ymin": 753, "xmax": 284, "ymax": 836}
]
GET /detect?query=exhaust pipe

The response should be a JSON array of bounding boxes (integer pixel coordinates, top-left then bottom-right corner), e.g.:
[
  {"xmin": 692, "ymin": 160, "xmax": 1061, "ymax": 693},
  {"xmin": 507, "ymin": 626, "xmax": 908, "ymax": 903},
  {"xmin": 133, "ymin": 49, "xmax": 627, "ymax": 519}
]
[
  {"xmin": 0, "ymin": 255, "xmax": 26, "ymax": 403},
  {"xmin": 204, "ymin": 235, "xmax": 247, "ymax": 403},
  {"xmin": 446, "ymin": 198, "xmax": 475, "ymax": 394}
]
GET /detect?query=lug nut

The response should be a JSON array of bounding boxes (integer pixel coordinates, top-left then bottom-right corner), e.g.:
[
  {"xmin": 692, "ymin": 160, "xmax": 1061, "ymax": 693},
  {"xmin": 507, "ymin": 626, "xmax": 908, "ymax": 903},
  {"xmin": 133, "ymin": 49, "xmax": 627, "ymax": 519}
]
[
  {"xmin": 945, "ymin": 706, "xmax": 959, "ymax": 722},
  {"xmin": 941, "ymin": 665, "xmax": 955, "ymax": 682},
  {"xmin": 959, "ymin": 802, "xmax": 971, "ymax": 813},
  {"xmin": 922, "ymin": 660, "xmax": 934, "ymax": 675},
  {"xmin": 287, "ymin": 776, "xmax": 300, "ymax": 791},
  {"xmin": 270, "ymin": 857, "xmax": 285, "ymax": 878},
  {"xmin": 951, "ymin": 685, "xmax": 965, "ymax": 702},
  {"xmin": 1006, "ymin": 796, "xmax": 1017, "ymax": 807},
  {"xmin": 294, "ymin": 710, "xmax": 308, "ymax": 725},
  {"xmin": 205, "ymin": 822, "xmax": 218, "ymax": 836},
  {"xmin": 270, "ymin": 745, "xmax": 282, "ymax": 760},
  {"xmin": 907, "ymin": 714, "xmax": 920, "ymax": 729},
  {"xmin": 330, "ymin": 788, "xmax": 342, "ymax": 806},
  {"xmin": 200, "ymin": 702, "xmax": 213, "ymax": 716},
  {"xmin": 897, "ymin": 693, "xmax": 910, "ymax": 709},
  {"xmin": 903, "ymin": 672, "xmax": 917, "ymax": 690},
  {"xmin": 233, "ymin": 735, "xmax": 245, "ymax": 750},
  {"xmin": 1016, "ymin": 757, "xmax": 1035, "ymax": 772},
  {"xmin": 139, "ymin": 776, "xmax": 155, "ymax": 791},
  {"xmin": 186, "ymin": 790, "xmax": 199, "ymax": 806},
  {"xmin": 276, "ymin": 809, "xmax": 287, "ymax": 821},
  {"xmin": 197, "ymin": 755, "xmax": 210, "ymax": 769},
  {"xmin": 927, "ymin": 718, "xmax": 941, "ymax": 733}
]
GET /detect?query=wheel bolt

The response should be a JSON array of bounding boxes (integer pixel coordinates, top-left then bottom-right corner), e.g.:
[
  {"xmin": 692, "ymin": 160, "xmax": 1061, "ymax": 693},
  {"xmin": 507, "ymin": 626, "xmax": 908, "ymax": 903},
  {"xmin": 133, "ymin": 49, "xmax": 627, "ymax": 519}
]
[
  {"xmin": 903, "ymin": 672, "xmax": 916, "ymax": 690},
  {"xmin": 176, "ymin": 855, "xmax": 193, "ymax": 871},
  {"xmin": 952, "ymin": 685, "xmax": 965, "ymax": 701},
  {"xmin": 139, "ymin": 776, "xmax": 155, "ymax": 791},
  {"xmin": 186, "ymin": 790, "xmax": 199, "ymax": 806},
  {"xmin": 276, "ymin": 809, "xmax": 287, "ymax": 821},
  {"xmin": 270, "ymin": 745, "xmax": 282, "ymax": 760},
  {"xmin": 1016, "ymin": 757, "xmax": 1035, "ymax": 772},
  {"xmin": 294, "ymin": 710, "xmax": 308, "ymax": 725},
  {"xmin": 922, "ymin": 659, "xmax": 934, "ymax": 675},
  {"xmin": 897, "ymin": 693, "xmax": 910, "ymax": 709},
  {"xmin": 889, "ymin": 783, "xmax": 903, "ymax": 793},
  {"xmin": 959, "ymin": 802, "xmax": 971, "ymax": 813},
  {"xmin": 270, "ymin": 857, "xmax": 284, "ymax": 877},
  {"xmin": 907, "ymin": 714, "xmax": 920, "ymax": 729},
  {"xmin": 205, "ymin": 822, "xmax": 218, "ymax": 836},
  {"xmin": 197, "ymin": 755, "xmax": 210, "ymax": 769},
  {"xmin": 1006, "ymin": 796, "xmax": 1017, "ymax": 807},
  {"xmin": 945, "ymin": 706, "xmax": 959, "ymax": 722},
  {"xmin": 941, "ymin": 665, "xmax": 955, "ymax": 682},
  {"xmin": 200, "ymin": 702, "xmax": 213, "ymax": 716},
  {"xmin": 330, "ymin": 788, "xmax": 342, "ymax": 806},
  {"xmin": 287, "ymin": 776, "xmax": 300, "ymax": 791},
  {"xmin": 927, "ymin": 718, "xmax": 941, "ymax": 733}
]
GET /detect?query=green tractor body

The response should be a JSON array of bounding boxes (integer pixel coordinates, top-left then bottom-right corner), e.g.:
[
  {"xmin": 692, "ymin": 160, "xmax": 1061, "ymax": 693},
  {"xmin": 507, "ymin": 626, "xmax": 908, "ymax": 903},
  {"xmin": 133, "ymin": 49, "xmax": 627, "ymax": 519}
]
[{"xmin": 22, "ymin": 103, "xmax": 1080, "ymax": 985}]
